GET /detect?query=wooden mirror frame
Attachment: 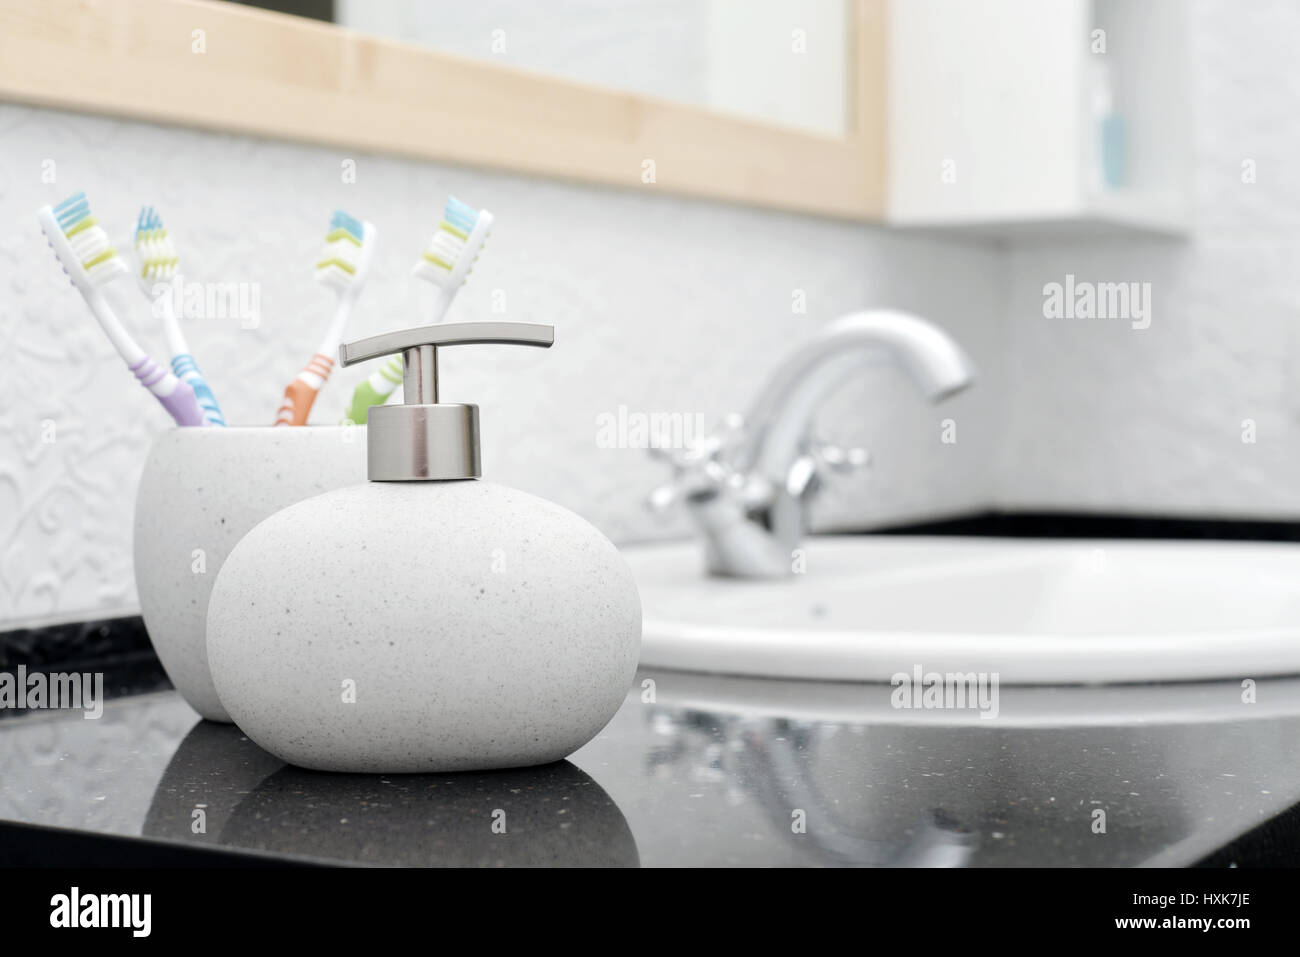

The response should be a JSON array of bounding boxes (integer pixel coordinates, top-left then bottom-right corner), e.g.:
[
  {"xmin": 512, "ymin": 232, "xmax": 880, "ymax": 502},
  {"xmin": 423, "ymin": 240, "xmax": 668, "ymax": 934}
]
[{"xmin": 0, "ymin": 0, "xmax": 885, "ymax": 220}]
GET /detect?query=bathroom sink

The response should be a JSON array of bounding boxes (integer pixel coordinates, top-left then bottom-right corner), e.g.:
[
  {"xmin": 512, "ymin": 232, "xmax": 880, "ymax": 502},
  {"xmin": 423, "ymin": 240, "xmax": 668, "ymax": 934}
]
[{"xmin": 624, "ymin": 536, "xmax": 1300, "ymax": 684}]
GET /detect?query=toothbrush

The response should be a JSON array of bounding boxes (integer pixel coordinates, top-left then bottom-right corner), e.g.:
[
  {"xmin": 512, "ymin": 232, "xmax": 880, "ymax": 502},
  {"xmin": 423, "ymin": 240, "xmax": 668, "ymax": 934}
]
[
  {"xmin": 134, "ymin": 207, "xmax": 226, "ymax": 426},
  {"xmin": 37, "ymin": 192, "xmax": 206, "ymax": 427},
  {"xmin": 275, "ymin": 210, "xmax": 376, "ymax": 426},
  {"xmin": 341, "ymin": 197, "xmax": 492, "ymax": 425}
]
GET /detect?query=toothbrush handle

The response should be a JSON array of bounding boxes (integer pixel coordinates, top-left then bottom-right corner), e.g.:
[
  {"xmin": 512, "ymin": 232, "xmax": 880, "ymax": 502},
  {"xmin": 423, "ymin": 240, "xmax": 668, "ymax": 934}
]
[
  {"xmin": 129, "ymin": 356, "xmax": 206, "ymax": 427},
  {"xmin": 275, "ymin": 354, "xmax": 334, "ymax": 426},
  {"xmin": 342, "ymin": 356, "xmax": 404, "ymax": 425},
  {"xmin": 170, "ymin": 353, "xmax": 226, "ymax": 427},
  {"xmin": 342, "ymin": 379, "xmax": 388, "ymax": 426}
]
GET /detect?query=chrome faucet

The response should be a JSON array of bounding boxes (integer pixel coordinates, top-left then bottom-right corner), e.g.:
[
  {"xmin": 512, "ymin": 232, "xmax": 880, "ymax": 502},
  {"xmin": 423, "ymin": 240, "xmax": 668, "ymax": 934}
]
[{"xmin": 647, "ymin": 310, "xmax": 976, "ymax": 578}]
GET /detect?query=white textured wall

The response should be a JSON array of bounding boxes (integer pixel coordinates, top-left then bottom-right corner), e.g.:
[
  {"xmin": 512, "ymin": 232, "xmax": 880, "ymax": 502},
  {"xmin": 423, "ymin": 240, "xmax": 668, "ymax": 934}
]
[
  {"xmin": 0, "ymin": 104, "xmax": 1003, "ymax": 628},
  {"xmin": 996, "ymin": 0, "xmax": 1300, "ymax": 517},
  {"xmin": 5, "ymin": 0, "xmax": 1286, "ymax": 631}
]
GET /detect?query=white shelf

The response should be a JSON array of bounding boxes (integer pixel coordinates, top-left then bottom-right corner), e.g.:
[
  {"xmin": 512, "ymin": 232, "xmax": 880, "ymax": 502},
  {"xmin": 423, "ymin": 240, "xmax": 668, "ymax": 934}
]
[{"xmin": 886, "ymin": 0, "xmax": 1191, "ymax": 238}]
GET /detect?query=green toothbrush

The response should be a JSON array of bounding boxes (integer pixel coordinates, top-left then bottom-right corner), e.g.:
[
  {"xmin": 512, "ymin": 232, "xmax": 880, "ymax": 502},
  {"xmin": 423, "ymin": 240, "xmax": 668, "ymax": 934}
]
[{"xmin": 342, "ymin": 196, "xmax": 492, "ymax": 424}]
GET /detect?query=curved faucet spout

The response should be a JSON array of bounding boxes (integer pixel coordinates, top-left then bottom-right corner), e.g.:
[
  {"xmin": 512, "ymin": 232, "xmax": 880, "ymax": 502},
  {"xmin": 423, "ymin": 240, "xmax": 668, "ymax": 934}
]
[
  {"xmin": 648, "ymin": 310, "xmax": 976, "ymax": 579},
  {"xmin": 740, "ymin": 310, "xmax": 976, "ymax": 483}
]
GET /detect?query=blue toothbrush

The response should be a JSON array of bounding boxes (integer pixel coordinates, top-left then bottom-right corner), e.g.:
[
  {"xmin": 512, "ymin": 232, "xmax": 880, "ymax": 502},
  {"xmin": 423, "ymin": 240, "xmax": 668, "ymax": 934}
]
[{"xmin": 134, "ymin": 206, "xmax": 226, "ymax": 426}]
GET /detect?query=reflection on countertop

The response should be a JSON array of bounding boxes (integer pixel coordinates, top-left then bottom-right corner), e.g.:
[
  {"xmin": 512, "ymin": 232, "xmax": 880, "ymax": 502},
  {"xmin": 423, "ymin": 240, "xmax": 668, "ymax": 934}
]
[
  {"xmin": 3, "ymin": 671, "xmax": 1300, "ymax": 866},
  {"xmin": 144, "ymin": 721, "xmax": 637, "ymax": 866}
]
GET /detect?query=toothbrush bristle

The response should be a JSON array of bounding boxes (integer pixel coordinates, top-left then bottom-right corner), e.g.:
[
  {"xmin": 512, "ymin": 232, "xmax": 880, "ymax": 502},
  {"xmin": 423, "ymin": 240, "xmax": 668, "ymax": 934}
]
[
  {"xmin": 413, "ymin": 197, "xmax": 491, "ymax": 289},
  {"xmin": 53, "ymin": 191, "xmax": 90, "ymax": 229},
  {"xmin": 46, "ymin": 191, "xmax": 126, "ymax": 285},
  {"xmin": 443, "ymin": 196, "xmax": 479, "ymax": 235},
  {"xmin": 134, "ymin": 205, "xmax": 179, "ymax": 281},
  {"xmin": 315, "ymin": 209, "xmax": 370, "ymax": 292},
  {"xmin": 329, "ymin": 209, "xmax": 365, "ymax": 244}
]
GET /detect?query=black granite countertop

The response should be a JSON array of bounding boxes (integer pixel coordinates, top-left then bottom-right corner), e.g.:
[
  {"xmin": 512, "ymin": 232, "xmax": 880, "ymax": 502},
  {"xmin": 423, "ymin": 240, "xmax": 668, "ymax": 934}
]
[{"xmin": 3, "ymin": 665, "xmax": 1300, "ymax": 866}]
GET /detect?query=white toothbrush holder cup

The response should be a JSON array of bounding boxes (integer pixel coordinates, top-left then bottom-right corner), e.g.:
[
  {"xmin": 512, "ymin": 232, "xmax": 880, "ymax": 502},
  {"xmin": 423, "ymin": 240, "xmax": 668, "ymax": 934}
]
[{"xmin": 133, "ymin": 426, "xmax": 368, "ymax": 722}]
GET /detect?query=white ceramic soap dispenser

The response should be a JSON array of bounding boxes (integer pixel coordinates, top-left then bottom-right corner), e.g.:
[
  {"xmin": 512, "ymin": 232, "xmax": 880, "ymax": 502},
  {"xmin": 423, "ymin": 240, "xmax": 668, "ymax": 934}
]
[{"xmin": 206, "ymin": 321, "xmax": 641, "ymax": 773}]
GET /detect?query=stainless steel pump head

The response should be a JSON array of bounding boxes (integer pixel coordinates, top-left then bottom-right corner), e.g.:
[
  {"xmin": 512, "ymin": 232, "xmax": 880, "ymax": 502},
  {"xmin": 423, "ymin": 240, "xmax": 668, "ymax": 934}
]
[{"xmin": 339, "ymin": 321, "xmax": 555, "ymax": 481}]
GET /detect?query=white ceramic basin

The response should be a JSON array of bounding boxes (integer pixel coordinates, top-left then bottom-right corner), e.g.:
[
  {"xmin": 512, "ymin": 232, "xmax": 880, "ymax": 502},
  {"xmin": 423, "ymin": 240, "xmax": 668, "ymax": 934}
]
[{"xmin": 624, "ymin": 536, "xmax": 1300, "ymax": 684}]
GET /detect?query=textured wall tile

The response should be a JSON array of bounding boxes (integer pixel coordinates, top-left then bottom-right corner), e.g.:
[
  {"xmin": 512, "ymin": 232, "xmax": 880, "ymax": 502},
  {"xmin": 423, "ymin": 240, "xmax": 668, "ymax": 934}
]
[
  {"xmin": 0, "ymin": 105, "xmax": 1002, "ymax": 627},
  {"xmin": 997, "ymin": 0, "xmax": 1300, "ymax": 518}
]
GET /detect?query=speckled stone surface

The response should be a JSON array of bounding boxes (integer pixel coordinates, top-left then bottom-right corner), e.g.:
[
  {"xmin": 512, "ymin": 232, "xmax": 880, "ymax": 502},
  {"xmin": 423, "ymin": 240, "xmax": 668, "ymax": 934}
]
[
  {"xmin": 141, "ymin": 721, "xmax": 637, "ymax": 865},
  {"xmin": 133, "ymin": 427, "xmax": 368, "ymax": 722},
  {"xmin": 207, "ymin": 480, "xmax": 642, "ymax": 772},
  {"xmin": 5, "ymin": 673, "xmax": 1300, "ymax": 866}
]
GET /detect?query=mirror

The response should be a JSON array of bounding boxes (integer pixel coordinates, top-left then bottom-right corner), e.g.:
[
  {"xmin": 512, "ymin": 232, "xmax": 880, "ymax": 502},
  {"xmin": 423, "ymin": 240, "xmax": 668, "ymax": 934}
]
[{"xmin": 239, "ymin": 0, "xmax": 850, "ymax": 136}]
